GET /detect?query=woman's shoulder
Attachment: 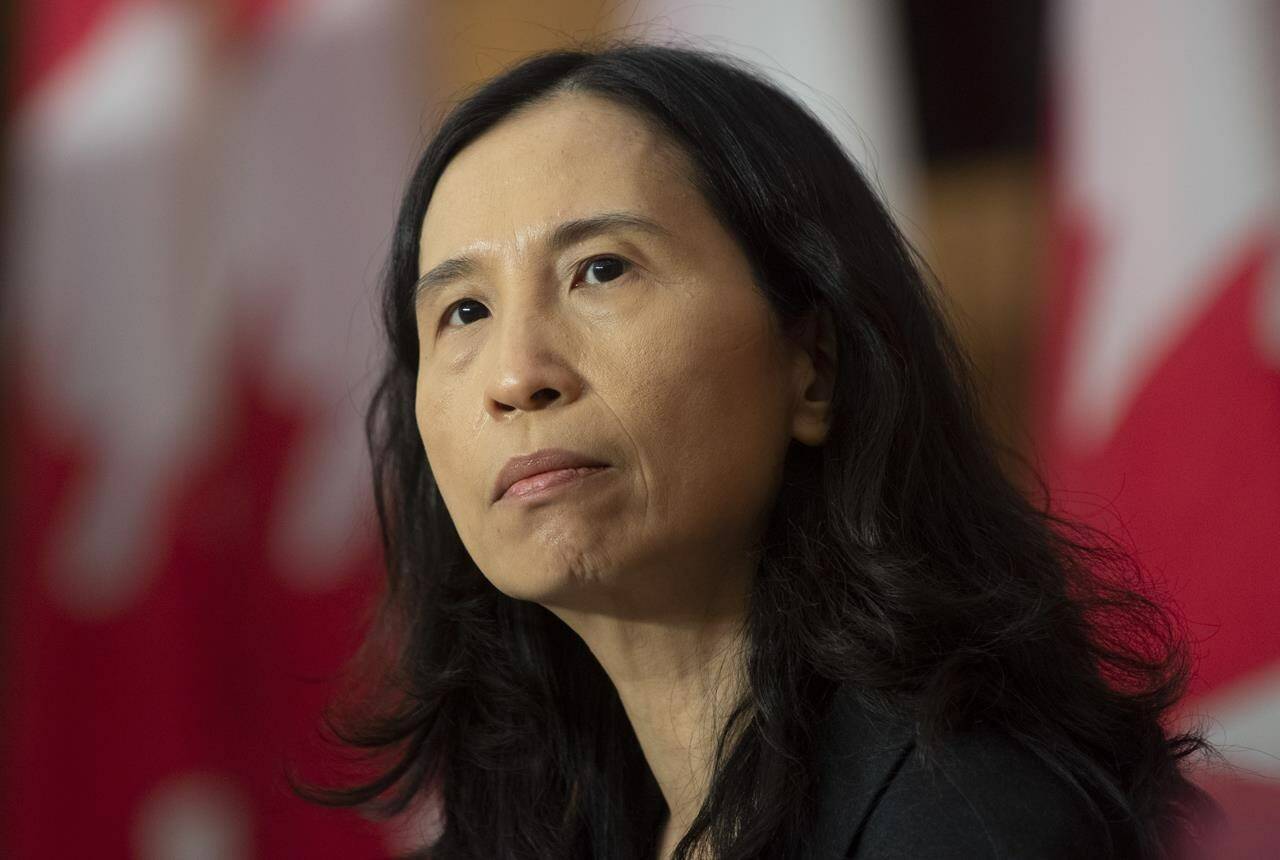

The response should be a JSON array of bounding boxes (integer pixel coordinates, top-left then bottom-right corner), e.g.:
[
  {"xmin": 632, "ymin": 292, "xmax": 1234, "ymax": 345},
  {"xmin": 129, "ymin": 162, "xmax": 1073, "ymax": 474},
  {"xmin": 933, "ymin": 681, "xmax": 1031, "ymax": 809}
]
[
  {"xmin": 808, "ymin": 683, "xmax": 1112, "ymax": 859},
  {"xmin": 849, "ymin": 724, "xmax": 1110, "ymax": 859}
]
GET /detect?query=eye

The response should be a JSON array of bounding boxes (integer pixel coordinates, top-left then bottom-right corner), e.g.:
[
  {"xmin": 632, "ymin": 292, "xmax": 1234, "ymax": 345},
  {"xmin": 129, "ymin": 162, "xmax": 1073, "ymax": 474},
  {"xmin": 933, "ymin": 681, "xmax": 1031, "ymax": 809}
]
[
  {"xmin": 575, "ymin": 254, "xmax": 632, "ymax": 286},
  {"xmin": 441, "ymin": 298, "xmax": 490, "ymax": 330}
]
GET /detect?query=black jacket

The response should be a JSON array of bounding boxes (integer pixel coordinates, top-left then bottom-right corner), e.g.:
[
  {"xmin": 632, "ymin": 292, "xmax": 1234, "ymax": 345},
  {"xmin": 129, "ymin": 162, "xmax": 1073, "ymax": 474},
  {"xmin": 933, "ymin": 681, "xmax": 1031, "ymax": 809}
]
[{"xmin": 806, "ymin": 683, "xmax": 1112, "ymax": 859}]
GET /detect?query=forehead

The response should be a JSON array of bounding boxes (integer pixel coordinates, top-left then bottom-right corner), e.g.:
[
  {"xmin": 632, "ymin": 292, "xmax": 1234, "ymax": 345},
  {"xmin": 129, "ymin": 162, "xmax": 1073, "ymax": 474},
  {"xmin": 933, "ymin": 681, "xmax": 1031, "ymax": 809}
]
[{"xmin": 418, "ymin": 93, "xmax": 698, "ymax": 271}]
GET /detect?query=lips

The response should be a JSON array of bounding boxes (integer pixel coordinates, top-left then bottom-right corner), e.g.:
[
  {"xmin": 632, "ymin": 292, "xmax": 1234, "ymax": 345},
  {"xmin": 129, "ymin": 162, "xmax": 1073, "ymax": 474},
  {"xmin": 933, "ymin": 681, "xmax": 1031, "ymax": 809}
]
[{"xmin": 492, "ymin": 447, "xmax": 610, "ymax": 503}]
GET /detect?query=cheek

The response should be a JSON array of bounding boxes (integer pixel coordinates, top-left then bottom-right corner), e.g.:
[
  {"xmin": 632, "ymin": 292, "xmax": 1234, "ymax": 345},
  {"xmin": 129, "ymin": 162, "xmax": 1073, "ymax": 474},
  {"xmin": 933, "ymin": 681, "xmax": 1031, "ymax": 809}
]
[
  {"xmin": 413, "ymin": 379, "xmax": 439, "ymax": 455},
  {"xmin": 624, "ymin": 302, "xmax": 790, "ymax": 513},
  {"xmin": 415, "ymin": 377, "xmax": 469, "ymax": 508}
]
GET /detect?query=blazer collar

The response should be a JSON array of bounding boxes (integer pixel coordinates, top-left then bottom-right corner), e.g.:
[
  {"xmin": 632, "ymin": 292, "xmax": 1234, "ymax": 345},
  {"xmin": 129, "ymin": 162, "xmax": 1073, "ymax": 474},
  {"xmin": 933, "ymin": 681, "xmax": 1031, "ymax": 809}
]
[{"xmin": 805, "ymin": 683, "xmax": 917, "ymax": 859}]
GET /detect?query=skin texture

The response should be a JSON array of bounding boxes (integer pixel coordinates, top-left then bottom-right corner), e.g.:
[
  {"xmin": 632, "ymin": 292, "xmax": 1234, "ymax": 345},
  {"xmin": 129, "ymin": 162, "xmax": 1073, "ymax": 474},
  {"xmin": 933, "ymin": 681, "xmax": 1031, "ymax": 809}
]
[{"xmin": 413, "ymin": 92, "xmax": 836, "ymax": 856}]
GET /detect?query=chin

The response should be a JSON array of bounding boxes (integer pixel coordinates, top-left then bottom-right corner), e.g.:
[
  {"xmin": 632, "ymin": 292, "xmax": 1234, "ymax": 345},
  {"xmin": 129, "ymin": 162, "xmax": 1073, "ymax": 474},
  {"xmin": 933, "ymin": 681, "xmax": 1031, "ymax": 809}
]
[{"xmin": 495, "ymin": 549, "xmax": 628, "ymax": 606}]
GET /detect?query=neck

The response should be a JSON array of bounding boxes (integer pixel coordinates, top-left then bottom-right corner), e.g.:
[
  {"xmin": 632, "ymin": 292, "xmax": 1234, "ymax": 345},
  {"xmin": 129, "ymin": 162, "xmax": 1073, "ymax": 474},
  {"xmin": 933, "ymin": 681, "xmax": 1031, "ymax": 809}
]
[{"xmin": 548, "ymin": 561, "xmax": 752, "ymax": 848}]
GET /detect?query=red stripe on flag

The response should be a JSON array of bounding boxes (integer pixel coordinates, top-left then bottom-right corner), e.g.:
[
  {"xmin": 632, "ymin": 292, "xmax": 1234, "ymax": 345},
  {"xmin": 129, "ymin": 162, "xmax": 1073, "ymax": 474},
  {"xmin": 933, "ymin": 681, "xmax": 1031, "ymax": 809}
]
[
  {"xmin": 8, "ymin": 0, "xmax": 292, "ymax": 111},
  {"xmin": 1036, "ymin": 232, "xmax": 1280, "ymax": 700},
  {"xmin": 3, "ymin": 316, "xmax": 390, "ymax": 858},
  {"xmin": 9, "ymin": 0, "xmax": 120, "ymax": 109}
]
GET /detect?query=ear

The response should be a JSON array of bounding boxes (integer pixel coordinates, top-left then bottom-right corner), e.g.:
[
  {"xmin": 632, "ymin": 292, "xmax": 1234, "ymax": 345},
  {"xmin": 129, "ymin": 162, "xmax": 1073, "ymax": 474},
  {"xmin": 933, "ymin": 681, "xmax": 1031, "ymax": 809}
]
[{"xmin": 788, "ymin": 309, "xmax": 838, "ymax": 447}]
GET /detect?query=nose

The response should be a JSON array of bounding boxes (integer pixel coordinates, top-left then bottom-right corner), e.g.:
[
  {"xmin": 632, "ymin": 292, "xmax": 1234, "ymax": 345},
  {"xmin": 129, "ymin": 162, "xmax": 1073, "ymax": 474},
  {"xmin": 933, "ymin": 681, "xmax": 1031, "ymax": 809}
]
[{"xmin": 483, "ymin": 307, "xmax": 583, "ymax": 420}]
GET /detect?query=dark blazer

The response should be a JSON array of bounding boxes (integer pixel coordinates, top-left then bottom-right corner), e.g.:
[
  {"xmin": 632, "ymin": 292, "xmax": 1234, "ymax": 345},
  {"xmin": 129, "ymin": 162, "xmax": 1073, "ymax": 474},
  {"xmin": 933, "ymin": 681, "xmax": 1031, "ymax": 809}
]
[{"xmin": 806, "ymin": 683, "xmax": 1112, "ymax": 859}]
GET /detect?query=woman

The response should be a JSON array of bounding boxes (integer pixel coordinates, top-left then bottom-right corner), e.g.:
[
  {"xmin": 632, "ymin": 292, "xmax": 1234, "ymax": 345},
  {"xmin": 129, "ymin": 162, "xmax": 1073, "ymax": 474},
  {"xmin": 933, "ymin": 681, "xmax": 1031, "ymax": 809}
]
[{"xmin": 296, "ymin": 42, "xmax": 1220, "ymax": 858}]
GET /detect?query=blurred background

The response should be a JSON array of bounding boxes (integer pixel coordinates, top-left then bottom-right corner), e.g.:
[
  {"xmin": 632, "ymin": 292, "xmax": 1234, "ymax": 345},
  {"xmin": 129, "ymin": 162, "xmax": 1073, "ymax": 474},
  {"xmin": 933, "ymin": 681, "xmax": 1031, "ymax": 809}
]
[{"xmin": 2, "ymin": 1, "xmax": 1277, "ymax": 857}]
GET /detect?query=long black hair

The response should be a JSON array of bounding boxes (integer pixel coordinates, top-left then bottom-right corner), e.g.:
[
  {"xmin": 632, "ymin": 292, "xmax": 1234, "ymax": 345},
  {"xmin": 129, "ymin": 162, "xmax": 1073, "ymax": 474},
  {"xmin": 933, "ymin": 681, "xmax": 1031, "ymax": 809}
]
[{"xmin": 293, "ymin": 40, "xmax": 1220, "ymax": 859}]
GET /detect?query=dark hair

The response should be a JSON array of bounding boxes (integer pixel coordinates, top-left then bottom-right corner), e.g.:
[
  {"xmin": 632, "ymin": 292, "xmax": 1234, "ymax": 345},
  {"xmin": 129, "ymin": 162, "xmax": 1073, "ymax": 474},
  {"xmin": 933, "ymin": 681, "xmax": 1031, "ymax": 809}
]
[{"xmin": 293, "ymin": 40, "xmax": 1221, "ymax": 859}]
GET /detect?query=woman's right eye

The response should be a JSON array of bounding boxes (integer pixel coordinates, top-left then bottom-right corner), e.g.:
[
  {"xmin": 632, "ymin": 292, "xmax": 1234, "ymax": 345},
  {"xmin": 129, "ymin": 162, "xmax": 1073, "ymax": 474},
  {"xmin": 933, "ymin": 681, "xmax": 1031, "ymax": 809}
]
[{"xmin": 442, "ymin": 298, "xmax": 490, "ymax": 330}]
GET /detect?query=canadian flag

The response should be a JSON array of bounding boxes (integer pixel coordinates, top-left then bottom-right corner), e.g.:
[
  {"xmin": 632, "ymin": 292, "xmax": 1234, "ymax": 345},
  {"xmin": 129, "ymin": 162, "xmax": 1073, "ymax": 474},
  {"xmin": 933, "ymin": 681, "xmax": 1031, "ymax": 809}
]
[
  {"xmin": 3, "ymin": 0, "xmax": 421, "ymax": 856},
  {"xmin": 1037, "ymin": 0, "xmax": 1280, "ymax": 855}
]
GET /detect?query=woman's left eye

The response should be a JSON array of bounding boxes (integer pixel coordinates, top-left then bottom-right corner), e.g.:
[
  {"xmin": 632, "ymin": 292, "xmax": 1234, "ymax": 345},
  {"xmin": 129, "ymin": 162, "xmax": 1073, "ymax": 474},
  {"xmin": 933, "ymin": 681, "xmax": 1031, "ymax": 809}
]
[{"xmin": 576, "ymin": 255, "xmax": 632, "ymax": 286}]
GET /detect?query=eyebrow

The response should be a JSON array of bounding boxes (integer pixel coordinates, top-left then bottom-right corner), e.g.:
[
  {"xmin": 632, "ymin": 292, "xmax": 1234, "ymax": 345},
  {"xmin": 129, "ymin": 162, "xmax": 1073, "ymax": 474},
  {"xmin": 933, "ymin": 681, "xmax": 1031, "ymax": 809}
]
[{"xmin": 413, "ymin": 211, "xmax": 673, "ymax": 305}]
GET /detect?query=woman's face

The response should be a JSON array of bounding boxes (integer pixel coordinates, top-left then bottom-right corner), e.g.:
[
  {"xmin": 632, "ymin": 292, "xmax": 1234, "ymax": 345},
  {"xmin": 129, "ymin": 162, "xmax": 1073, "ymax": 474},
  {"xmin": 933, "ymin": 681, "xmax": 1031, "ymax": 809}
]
[{"xmin": 414, "ymin": 93, "xmax": 830, "ymax": 618}]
